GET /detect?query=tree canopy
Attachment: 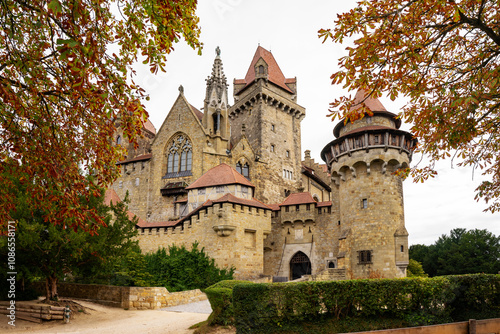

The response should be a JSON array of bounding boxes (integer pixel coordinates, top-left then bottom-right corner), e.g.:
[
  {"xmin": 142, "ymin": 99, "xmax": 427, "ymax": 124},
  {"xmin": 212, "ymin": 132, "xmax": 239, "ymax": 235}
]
[
  {"xmin": 0, "ymin": 176, "xmax": 139, "ymax": 300},
  {"xmin": 320, "ymin": 0, "xmax": 500, "ymax": 212},
  {"xmin": 409, "ymin": 228, "xmax": 500, "ymax": 276},
  {"xmin": 0, "ymin": 0, "xmax": 201, "ymax": 231}
]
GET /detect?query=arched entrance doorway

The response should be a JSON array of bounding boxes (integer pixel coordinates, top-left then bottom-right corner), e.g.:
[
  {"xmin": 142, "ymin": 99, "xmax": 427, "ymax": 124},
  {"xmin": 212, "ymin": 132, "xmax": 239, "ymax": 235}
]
[{"xmin": 290, "ymin": 251, "xmax": 311, "ymax": 280}]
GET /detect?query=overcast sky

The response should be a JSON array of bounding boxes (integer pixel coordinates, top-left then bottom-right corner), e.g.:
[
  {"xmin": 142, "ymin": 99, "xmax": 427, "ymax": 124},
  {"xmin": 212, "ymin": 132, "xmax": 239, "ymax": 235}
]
[{"xmin": 133, "ymin": 0, "xmax": 499, "ymax": 246}]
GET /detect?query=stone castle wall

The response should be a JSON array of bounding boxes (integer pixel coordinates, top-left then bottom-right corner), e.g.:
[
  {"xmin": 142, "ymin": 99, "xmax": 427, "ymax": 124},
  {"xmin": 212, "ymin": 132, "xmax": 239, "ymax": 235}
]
[
  {"xmin": 263, "ymin": 203, "xmax": 340, "ymax": 280},
  {"xmin": 138, "ymin": 203, "xmax": 271, "ymax": 279}
]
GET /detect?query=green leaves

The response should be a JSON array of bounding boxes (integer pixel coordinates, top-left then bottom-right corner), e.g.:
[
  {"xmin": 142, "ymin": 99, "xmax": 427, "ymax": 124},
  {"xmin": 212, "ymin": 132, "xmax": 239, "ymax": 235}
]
[
  {"xmin": 232, "ymin": 275, "xmax": 499, "ymax": 333},
  {"xmin": 410, "ymin": 228, "xmax": 500, "ymax": 277},
  {"xmin": 142, "ymin": 242, "xmax": 234, "ymax": 292},
  {"xmin": 47, "ymin": 0, "xmax": 62, "ymax": 16}
]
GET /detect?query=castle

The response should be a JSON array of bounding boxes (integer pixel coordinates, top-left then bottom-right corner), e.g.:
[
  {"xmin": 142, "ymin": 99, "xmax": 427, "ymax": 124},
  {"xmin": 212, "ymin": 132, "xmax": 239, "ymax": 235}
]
[{"xmin": 108, "ymin": 46, "xmax": 416, "ymax": 280}]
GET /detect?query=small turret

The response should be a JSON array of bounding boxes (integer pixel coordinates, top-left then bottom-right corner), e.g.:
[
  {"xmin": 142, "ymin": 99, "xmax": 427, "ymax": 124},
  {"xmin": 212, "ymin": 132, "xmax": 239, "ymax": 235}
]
[{"xmin": 321, "ymin": 90, "xmax": 417, "ymax": 279}]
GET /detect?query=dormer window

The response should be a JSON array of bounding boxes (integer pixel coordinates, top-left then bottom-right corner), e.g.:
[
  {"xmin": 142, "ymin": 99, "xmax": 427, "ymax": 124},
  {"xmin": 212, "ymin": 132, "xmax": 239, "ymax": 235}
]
[{"xmin": 258, "ymin": 65, "xmax": 265, "ymax": 74}]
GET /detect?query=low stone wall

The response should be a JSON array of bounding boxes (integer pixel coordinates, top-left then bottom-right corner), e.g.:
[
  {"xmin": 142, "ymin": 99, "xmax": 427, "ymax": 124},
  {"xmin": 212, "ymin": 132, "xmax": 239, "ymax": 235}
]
[
  {"xmin": 34, "ymin": 283, "xmax": 207, "ymax": 310},
  {"xmin": 124, "ymin": 287, "xmax": 207, "ymax": 310},
  {"xmin": 310, "ymin": 268, "xmax": 347, "ymax": 281}
]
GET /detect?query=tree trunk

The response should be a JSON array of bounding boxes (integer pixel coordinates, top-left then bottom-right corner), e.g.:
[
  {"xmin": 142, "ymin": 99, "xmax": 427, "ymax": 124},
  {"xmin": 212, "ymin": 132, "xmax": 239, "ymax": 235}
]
[{"xmin": 45, "ymin": 275, "xmax": 58, "ymax": 301}]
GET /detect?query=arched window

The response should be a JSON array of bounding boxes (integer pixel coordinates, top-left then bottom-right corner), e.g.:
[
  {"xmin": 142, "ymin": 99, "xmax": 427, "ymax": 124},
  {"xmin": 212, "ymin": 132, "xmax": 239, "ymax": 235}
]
[
  {"xmin": 165, "ymin": 134, "xmax": 192, "ymax": 178},
  {"xmin": 258, "ymin": 65, "xmax": 265, "ymax": 74},
  {"xmin": 242, "ymin": 163, "xmax": 249, "ymax": 179},
  {"xmin": 212, "ymin": 113, "xmax": 220, "ymax": 133},
  {"xmin": 236, "ymin": 161, "xmax": 250, "ymax": 180},
  {"xmin": 116, "ymin": 135, "xmax": 121, "ymax": 145}
]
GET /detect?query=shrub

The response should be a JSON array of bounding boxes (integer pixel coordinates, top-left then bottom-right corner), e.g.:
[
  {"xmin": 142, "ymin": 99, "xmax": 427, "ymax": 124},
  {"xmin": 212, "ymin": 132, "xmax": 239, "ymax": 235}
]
[
  {"xmin": 205, "ymin": 280, "xmax": 252, "ymax": 326},
  {"xmin": 144, "ymin": 242, "xmax": 234, "ymax": 292},
  {"xmin": 233, "ymin": 275, "xmax": 500, "ymax": 334}
]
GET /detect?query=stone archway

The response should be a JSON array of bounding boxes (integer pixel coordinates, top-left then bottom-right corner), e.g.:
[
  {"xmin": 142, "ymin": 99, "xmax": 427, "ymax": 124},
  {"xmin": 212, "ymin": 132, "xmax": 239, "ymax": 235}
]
[{"xmin": 290, "ymin": 251, "xmax": 311, "ymax": 280}]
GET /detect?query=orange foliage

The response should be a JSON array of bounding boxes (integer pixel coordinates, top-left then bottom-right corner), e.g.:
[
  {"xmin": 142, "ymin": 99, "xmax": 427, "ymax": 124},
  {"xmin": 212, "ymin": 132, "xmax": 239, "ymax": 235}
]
[
  {"xmin": 0, "ymin": 0, "xmax": 202, "ymax": 231},
  {"xmin": 320, "ymin": 0, "xmax": 500, "ymax": 212}
]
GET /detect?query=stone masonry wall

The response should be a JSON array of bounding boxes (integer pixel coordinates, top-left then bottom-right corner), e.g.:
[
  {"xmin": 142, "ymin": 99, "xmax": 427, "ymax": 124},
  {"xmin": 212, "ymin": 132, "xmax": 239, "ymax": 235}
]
[
  {"xmin": 138, "ymin": 202, "xmax": 272, "ymax": 279},
  {"xmin": 35, "ymin": 283, "xmax": 206, "ymax": 310},
  {"xmin": 263, "ymin": 204, "xmax": 340, "ymax": 280},
  {"xmin": 332, "ymin": 147, "xmax": 410, "ymax": 279},
  {"xmin": 123, "ymin": 287, "xmax": 207, "ymax": 310}
]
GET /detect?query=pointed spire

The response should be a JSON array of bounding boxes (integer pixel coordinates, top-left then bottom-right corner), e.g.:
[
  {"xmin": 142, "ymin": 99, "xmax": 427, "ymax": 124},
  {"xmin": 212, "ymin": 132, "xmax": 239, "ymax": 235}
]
[
  {"xmin": 203, "ymin": 47, "xmax": 229, "ymax": 138},
  {"xmin": 205, "ymin": 46, "xmax": 228, "ymax": 103}
]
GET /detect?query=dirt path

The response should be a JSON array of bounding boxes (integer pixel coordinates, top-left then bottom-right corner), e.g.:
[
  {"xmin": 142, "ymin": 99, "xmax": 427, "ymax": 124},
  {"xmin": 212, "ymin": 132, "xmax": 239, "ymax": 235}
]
[{"xmin": 0, "ymin": 301, "xmax": 209, "ymax": 334}]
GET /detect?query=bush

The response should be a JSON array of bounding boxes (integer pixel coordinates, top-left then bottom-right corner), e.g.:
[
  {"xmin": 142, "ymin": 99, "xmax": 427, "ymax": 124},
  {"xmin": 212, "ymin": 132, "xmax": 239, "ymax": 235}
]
[
  {"xmin": 446, "ymin": 273, "xmax": 500, "ymax": 321},
  {"xmin": 205, "ymin": 280, "xmax": 252, "ymax": 326},
  {"xmin": 232, "ymin": 274, "xmax": 500, "ymax": 334},
  {"xmin": 144, "ymin": 242, "xmax": 234, "ymax": 292}
]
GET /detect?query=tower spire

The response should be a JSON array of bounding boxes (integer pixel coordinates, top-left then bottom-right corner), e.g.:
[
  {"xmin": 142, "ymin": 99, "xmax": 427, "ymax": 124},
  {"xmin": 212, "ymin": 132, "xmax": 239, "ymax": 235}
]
[
  {"xmin": 205, "ymin": 46, "xmax": 228, "ymax": 107},
  {"xmin": 203, "ymin": 47, "xmax": 229, "ymax": 141}
]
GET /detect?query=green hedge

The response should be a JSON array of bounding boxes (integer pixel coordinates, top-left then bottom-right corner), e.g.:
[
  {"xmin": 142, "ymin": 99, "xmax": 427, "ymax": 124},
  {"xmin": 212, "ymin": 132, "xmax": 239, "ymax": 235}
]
[
  {"xmin": 232, "ymin": 274, "xmax": 500, "ymax": 334},
  {"xmin": 205, "ymin": 280, "xmax": 252, "ymax": 326}
]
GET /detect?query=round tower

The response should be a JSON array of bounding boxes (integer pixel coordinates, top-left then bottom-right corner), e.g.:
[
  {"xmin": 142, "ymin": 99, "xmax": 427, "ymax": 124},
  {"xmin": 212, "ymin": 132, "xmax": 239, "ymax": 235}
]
[{"xmin": 320, "ymin": 90, "xmax": 417, "ymax": 279}]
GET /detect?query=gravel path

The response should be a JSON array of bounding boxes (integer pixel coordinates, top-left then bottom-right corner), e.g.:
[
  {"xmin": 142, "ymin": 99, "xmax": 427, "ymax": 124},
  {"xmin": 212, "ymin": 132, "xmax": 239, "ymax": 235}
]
[{"xmin": 161, "ymin": 300, "xmax": 213, "ymax": 314}]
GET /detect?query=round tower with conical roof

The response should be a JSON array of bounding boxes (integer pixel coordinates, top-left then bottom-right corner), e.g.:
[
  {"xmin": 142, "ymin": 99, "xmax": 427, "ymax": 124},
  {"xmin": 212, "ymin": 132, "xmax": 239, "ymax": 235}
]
[{"xmin": 321, "ymin": 90, "xmax": 417, "ymax": 279}]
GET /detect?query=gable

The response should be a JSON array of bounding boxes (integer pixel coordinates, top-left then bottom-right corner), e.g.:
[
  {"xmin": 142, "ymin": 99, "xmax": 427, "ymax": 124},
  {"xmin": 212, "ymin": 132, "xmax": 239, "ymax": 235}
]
[{"xmin": 152, "ymin": 93, "xmax": 206, "ymax": 147}]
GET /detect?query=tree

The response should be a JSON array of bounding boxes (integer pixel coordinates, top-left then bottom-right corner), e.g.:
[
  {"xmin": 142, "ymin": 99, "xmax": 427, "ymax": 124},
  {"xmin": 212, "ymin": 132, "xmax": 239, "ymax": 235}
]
[
  {"xmin": 410, "ymin": 228, "xmax": 500, "ymax": 276},
  {"xmin": 320, "ymin": 0, "xmax": 500, "ymax": 212},
  {"xmin": 0, "ymin": 0, "xmax": 201, "ymax": 232},
  {"xmin": 144, "ymin": 243, "xmax": 234, "ymax": 292},
  {"xmin": 406, "ymin": 259, "xmax": 428, "ymax": 277},
  {"xmin": 0, "ymin": 174, "xmax": 139, "ymax": 300}
]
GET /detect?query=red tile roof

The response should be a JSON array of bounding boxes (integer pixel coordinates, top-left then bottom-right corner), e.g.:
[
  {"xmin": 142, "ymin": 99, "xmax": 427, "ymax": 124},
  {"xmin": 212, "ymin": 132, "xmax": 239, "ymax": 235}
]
[
  {"xmin": 280, "ymin": 192, "xmax": 316, "ymax": 206},
  {"xmin": 117, "ymin": 153, "xmax": 152, "ymax": 165},
  {"xmin": 104, "ymin": 189, "xmax": 148, "ymax": 226},
  {"xmin": 190, "ymin": 103, "xmax": 204, "ymax": 121},
  {"xmin": 236, "ymin": 46, "xmax": 294, "ymax": 94},
  {"xmin": 267, "ymin": 203, "xmax": 281, "ymax": 211},
  {"xmin": 212, "ymin": 193, "xmax": 272, "ymax": 210},
  {"xmin": 333, "ymin": 89, "xmax": 401, "ymax": 137},
  {"xmin": 317, "ymin": 201, "xmax": 332, "ymax": 207},
  {"xmin": 104, "ymin": 188, "xmax": 121, "ymax": 206},
  {"xmin": 174, "ymin": 198, "xmax": 188, "ymax": 203},
  {"xmin": 185, "ymin": 163, "xmax": 255, "ymax": 190},
  {"xmin": 136, "ymin": 220, "xmax": 179, "ymax": 228},
  {"xmin": 350, "ymin": 89, "xmax": 388, "ymax": 113},
  {"xmin": 143, "ymin": 119, "xmax": 157, "ymax": 135}
]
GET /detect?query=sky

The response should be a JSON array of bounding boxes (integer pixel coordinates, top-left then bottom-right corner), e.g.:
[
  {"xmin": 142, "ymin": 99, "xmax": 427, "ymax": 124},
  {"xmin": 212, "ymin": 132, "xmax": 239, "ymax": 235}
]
[{"xmin": 132, "ymin": 0, "xmax": 499, "ymax": 246}]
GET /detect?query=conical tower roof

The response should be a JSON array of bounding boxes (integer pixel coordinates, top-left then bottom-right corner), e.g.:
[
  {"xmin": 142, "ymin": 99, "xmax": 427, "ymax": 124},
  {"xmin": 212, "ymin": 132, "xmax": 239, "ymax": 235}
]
[
  {"xmin": 333, "ymin": 89, "xmax": 401, "ymax": 138},
  {"xmin": 235, "ymin": 46, "xmax": 294, "ymax": 94}
]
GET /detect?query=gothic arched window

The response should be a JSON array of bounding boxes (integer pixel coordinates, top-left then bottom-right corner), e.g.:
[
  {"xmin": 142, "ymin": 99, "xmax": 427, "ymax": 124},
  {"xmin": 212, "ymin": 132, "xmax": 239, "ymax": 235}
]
[
  {"xmin": 236, "ymin": 161, "xmax": 250, "ymax": 180},
  {"xmin": 166, "ymin": 134, "xmax": 192, "ymax": 177},
  {"xmin": 116, "ymin": 135, "xmax": 121, "ymax": 145},
  {"xmin": 242, "ymin": 163, "xmax": 249, "ymax": 179}
]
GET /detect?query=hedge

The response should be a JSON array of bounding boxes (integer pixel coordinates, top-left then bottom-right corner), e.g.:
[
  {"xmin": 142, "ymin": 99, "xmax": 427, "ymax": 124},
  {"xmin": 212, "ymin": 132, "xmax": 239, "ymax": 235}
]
[
  {"xmin": 205, "ymin": 280, "xmax": 252, "ymax": 326},
  {"xmin": 232, "ymin": 274, "xmax": 500, "ymax": 334}
]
